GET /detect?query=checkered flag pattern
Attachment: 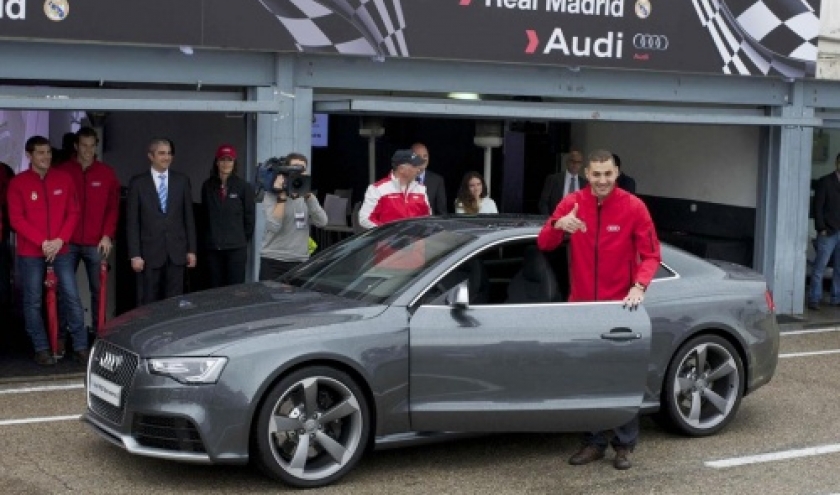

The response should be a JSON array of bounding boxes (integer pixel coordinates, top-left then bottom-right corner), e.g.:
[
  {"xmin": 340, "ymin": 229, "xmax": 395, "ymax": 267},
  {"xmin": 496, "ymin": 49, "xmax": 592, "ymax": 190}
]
[
  {"xmin": 258, "ymin": 0, "xmax": 409, "ymax": 57},
  {"xmin": 692, "ymin": 0, "xmax": 818, "ymax": 78}
]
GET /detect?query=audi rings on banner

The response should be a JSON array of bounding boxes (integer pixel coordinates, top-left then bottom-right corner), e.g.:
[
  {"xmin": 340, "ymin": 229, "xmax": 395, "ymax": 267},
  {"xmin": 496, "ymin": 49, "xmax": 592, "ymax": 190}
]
[{"xmin": 633, "ymin": 34, "xmax": 669, "ymax": 50}]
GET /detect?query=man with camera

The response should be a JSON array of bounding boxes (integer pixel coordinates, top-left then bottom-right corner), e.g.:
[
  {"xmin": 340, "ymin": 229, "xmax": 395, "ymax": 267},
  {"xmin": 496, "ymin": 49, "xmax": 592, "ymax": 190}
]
[{"xmin": 258, "ymin": 152, "xmax": 327, "ymax": 280}]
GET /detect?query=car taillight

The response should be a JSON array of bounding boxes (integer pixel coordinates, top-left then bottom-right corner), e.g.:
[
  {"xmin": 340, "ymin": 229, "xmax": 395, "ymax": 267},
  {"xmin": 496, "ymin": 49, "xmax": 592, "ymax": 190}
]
[{"xmin": 765, "ymin": 289, "xmax": 776, "ymax": 313}]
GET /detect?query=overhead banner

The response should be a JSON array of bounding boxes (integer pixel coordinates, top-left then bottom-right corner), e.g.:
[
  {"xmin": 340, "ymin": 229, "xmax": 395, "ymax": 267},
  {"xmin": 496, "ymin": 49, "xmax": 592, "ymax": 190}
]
[{"xmin": 0, "ymin": 0, "xmax": 821, "ymax": 78}]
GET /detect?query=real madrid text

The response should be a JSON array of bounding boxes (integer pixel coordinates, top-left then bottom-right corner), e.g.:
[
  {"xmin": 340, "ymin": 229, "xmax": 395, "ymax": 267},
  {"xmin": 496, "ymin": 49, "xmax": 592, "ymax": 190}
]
[{"xmin": 0, "ymin": 0, "xmax": 69, "ymax": 21}]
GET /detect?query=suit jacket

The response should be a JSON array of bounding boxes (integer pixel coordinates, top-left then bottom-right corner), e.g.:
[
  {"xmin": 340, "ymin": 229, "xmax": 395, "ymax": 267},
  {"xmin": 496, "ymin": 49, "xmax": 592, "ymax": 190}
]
[
  {"xmin": 422, "ymin": 170, "xmax": 448, "ymax": 215},
  {"xmin": 126, "ymin": 169, "xmax": 197, "ymax": 269},
  {"xmin": 538, "ymin": 172, "xmax": 587, "ymax": 215},
  {"xmin": 616, "ymin": 173, "xmax": 636, "ymax": 194}
]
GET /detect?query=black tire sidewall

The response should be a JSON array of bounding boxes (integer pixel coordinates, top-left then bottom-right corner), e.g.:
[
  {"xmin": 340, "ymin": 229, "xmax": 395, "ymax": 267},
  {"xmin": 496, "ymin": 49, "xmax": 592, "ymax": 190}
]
[{"xmin": 253, "ymin": 366, "xmax": 370, "ymax": 488}]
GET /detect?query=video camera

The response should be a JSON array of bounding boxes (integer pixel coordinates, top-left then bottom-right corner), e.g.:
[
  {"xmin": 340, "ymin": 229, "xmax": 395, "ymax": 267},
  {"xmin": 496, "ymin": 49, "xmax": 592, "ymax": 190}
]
[{"xmin": 255, "ymin": 156, "xmax": 312, "ymax": 202}]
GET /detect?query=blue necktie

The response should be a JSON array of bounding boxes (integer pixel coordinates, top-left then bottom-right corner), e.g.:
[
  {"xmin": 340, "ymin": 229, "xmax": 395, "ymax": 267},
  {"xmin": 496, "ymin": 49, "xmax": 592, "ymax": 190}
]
[{"xmin": 158, "ymin": 174, "xmax": 167, "ymax": 213}]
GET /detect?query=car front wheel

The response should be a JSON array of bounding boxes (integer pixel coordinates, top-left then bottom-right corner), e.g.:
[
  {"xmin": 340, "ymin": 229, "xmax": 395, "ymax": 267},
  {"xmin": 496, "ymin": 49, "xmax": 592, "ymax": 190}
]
[
  {"xmin": 660, "ymin": 335, "xmax": 744, "ymax": 437},
  {"xmin": 253, "ymin": 366, "xmax": 370, "ymax": 488}
]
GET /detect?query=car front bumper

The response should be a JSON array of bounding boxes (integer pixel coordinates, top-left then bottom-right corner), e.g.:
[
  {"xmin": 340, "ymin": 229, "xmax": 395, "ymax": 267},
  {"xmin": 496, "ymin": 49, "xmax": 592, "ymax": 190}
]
[{"xmin": 84, "ymin": 340, "xmax": 250, "ymax": 465}]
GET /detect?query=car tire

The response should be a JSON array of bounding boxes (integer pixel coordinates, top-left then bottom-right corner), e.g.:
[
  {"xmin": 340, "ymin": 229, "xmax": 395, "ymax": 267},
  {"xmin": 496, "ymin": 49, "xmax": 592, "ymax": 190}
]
[
  {"xmin": 659, "ymin": 334, "xmax": 744, "ymax": 437},
  {"xmin": 253, "ymin": 366, "xmax": 370, "ymax": 488}
]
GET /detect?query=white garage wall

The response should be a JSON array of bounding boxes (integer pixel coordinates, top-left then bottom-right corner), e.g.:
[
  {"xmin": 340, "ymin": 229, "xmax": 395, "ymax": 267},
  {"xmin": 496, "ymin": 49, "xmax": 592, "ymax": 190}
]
[{"xmin": 579, "ymin": 122, "xmax": 760, "ymax": 208}]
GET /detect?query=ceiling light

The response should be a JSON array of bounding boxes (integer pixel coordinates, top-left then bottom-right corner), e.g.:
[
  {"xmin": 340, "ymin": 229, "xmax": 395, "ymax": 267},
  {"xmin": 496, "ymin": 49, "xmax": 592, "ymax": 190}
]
[{"xmin": 447, "ymin": 92, "xmax": 481, "ymax": 100}]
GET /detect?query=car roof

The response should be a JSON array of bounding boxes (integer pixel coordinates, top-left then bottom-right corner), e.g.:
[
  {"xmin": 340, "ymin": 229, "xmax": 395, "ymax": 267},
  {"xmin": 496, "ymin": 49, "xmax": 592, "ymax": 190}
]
[{"xmin": 396, "ymin": 214, "xmax": 547, "ymax": 236}]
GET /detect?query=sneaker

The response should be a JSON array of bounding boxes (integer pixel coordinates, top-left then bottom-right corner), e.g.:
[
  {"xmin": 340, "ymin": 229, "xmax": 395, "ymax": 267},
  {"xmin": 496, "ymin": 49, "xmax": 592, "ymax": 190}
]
[
  {"xmin": 568, "ymin": 445, "xmax": 605, "ymax": 466},
  {"xmin": 808, "ymin": 302, "xmax": 820, "ymax": 311},
  {"xmin": 34, "ymin": 350, "xmax": 56, "ymax": 366},
  {"xmin": 613, "ymin": 447, "xmax": 632, "ymax": 470},
  {"xmin": 56, "ymin": 340, "xmax": 66, "ymax": 359}
]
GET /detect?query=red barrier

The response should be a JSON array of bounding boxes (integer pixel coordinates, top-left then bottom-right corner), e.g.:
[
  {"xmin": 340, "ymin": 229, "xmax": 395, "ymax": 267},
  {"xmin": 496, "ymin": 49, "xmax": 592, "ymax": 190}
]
[
  {"xmin": 44, "ymin": 265, "xmax": 59, "ymax": 357},
  {"xmin": 97, "ymin": 260, "xmax": 108, "ymax": 337}
]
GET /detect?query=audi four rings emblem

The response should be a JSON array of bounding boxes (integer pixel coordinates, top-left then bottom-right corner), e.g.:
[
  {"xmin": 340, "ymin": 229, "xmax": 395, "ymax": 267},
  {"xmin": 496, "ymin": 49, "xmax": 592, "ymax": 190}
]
[
  {"xmin": 633, "ymin": 34, "xmax": 669, "ymax": 50},
  {"xmin": 98, "ymin": 352, "xmax": 123, "ymax": 373}
]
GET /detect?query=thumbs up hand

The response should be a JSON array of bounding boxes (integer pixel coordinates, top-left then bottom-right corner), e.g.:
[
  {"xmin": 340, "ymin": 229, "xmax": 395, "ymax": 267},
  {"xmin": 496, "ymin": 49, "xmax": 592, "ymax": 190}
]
[{"xmin": 554, "ymin": 203, "xmax": 587, "ymax": 234}]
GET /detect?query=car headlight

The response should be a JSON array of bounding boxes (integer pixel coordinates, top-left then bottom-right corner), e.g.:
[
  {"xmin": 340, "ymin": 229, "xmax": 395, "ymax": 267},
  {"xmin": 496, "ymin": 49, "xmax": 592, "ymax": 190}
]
[{"xmin": 148, "ymin": 357, "xmax": 228, "ymax": 384}]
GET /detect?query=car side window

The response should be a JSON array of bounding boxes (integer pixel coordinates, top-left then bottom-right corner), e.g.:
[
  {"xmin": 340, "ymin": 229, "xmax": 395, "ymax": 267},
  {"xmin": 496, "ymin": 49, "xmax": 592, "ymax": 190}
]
[{"xmin": 654, "ymin": 263, "xmax": 677, "ymax": 280}]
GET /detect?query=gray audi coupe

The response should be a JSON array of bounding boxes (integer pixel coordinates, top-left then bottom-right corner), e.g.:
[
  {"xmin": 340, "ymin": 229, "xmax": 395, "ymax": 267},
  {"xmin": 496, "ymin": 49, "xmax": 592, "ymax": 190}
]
[{"xmin": 83, "ymin": 216, "xmax": 779, "ymax": 488}]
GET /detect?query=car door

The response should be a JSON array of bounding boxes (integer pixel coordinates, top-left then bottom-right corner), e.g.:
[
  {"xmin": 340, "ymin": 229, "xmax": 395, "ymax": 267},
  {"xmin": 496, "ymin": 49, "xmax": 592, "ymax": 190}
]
[{"xmin": 408, "ymin": 300, "xmax": 652, "ymax": 433}]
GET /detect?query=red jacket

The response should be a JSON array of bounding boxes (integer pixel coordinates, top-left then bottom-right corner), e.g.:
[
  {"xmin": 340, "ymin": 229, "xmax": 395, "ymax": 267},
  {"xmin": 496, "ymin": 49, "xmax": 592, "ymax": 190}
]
[
  {"xmin": 537, "ymin": 186, "xmax": 661, "ymax": 302},
  {"xmin": 8, "ymin": 168, "xmax": 80, "ymax": 257},
  {"xmin": 56, "ymin": 160, "xmax": 120, "ymax": 245},
  {"xmin": 359, "ymin": 174, "xmax": 431, "ymax": 229},
  {"xmin": 0, "ymin": 168, "xmax": 8, "ymax": 234}
]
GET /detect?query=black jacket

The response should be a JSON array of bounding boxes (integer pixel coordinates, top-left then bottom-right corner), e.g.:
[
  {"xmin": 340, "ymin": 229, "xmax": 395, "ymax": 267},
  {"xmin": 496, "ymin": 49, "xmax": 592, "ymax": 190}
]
[
  {"xmin": 814, "ymin": 171, "xmax": 840, "ymax": 234},
  {"xmin": 617, "ymin": 173, "xmax": 636, "ymax": 194},
  {"xmin": 201, "ymin": 174, "xmax": 256, "ymax": 250},
  {"xmin": 538, "ymin": 172, "xmax": 587, "ymax": 215},
  {"xmin": 423, "ymin": 170, "xmax": 448, "ymax": 215}
]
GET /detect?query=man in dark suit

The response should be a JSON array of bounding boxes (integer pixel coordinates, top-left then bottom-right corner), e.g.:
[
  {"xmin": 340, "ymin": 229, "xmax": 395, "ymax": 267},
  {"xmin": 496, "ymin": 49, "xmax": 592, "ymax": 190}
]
[
  {"xmin": 412, "ymin": 142, "xmax": 447, "ymax": 215},
  {"xmin": 127, "ymin": 138, "xmax": 197, "ymax": 305},
  {"xmin": 613, "ymin": 153, "xmax": 637, "ymax": 194},
  {"xmin": 538, "ymin": 150, "xmax": 586, "ymax": 215}
]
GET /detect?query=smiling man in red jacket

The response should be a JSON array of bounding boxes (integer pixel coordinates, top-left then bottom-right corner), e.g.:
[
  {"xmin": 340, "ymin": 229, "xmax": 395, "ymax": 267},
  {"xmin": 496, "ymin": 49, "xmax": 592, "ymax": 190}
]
[
  {"xmin": 8, "ymin": 135, "xmax": 87, "ymax": 366},
  {"xmin": 537, "ymin": 149, "xmax": 661, "ymax": 470},
  {"xmin": 56, "ymin": 127, "xmax": 120, "ymax": 336}
]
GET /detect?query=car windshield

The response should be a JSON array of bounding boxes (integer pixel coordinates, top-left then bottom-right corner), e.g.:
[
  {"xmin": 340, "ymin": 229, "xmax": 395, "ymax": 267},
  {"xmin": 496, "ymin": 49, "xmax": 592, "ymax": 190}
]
[{"xmin": 283, "ymin": 222, "xmax": 476, "ymax": 304}]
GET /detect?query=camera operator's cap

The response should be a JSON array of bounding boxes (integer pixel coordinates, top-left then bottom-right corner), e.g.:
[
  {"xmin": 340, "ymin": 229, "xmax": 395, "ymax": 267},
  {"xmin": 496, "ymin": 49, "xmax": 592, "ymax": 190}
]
[
  {"xmin": 215, "ymin": 144, "xmax": 237, "ymax": 160},
  {"xmin": 391, "ymin": 149, "xmax": 425, "ymax": 167}
]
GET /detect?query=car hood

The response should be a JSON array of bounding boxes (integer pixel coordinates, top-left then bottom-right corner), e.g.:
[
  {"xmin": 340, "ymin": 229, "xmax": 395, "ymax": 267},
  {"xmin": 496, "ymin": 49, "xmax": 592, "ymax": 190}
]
[{"xmin": 102, "ymin": 281, "xmax": 383, "ymax": 357}]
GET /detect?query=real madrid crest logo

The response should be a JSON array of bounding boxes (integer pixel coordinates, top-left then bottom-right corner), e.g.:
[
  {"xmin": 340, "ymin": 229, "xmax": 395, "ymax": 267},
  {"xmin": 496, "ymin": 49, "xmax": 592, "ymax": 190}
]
[
  {"xmin": 44, "ymin": 0, "xmax": 70, "ymax": 22},
  {"xmin": 635, "ymin": 0, "xmax": 651, "ymax": 19},
  {"xmin": 31, "ymin": 192, "xmax": 38, "ymax": 201}
]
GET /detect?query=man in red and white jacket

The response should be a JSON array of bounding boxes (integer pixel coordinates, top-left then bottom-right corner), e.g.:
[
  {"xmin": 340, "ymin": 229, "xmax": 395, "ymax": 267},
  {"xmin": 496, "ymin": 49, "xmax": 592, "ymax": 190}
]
[
  {"xmin": 55, "ymin": 127, "xmax": 120, "ymax": 335},
  {"xmin": 359, "ymin": 149, "xmax": 431, "ymax": 230},
  {"xmin": 8, "ymin": 135, "xmax": 87, "ymax": 366}
]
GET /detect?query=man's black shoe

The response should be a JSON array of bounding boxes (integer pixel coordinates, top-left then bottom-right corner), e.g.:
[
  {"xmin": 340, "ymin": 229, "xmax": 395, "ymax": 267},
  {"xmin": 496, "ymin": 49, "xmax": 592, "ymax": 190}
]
[
  {"xmin": 613, "ymin": 447, "xmax": 632, "ymax": 470},
  {"xmin": 74, "ymin": 349, "xmax": 90, "ymax": 364},
  {"xmin": 808, "ymin": 302, "xmax": 820, "ymax": 311},
  {"xmin": 568, "ymin": 445, "xmax": 605, "ymax": 466},
  {"xmin": 34, "ymin": 350, "xmax": 56, "ymax": 366}
]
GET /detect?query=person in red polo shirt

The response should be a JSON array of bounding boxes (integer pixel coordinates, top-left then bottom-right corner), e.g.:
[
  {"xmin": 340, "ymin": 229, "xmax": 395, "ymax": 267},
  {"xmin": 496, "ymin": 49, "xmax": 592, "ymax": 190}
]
[
  {"xmin": 8, "ymin": 136, "xmax": 86, "ymax": 366},
  {"xmin": 55, "ymin": 127, "xmax": 120, "ymax": 336}
]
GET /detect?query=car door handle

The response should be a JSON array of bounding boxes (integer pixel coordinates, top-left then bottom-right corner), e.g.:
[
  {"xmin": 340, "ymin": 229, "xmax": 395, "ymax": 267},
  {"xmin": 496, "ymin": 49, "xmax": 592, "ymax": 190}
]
[{"xmin": 600, "ymin": 328, "xmax": 642, "ymax": 341}]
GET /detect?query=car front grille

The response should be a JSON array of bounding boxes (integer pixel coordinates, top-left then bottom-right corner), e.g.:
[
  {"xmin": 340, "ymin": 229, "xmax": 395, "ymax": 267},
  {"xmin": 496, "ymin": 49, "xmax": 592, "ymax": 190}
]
[
  {"xmin": 133, "ymin": 414, "xmax": 206, "ymax": 453},
  {"xmin": 87, "ymin": 340, "xmax": 139, "ymax": 425}
]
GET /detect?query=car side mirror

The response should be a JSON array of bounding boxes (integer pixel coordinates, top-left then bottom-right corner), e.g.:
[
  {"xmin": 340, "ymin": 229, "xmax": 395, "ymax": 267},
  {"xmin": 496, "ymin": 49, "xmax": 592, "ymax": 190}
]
[{"xmin": 446, "ymin": 282, "xmax": 470, "ymax": 309}]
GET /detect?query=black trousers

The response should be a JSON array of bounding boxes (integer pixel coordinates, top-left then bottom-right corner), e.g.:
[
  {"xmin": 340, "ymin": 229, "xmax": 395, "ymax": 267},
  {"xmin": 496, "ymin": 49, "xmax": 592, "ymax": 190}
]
[
  {"xmin": 259, "ymin": 258, "xmax": 301, "ymax": 281},
  {"xmin": 206, "ymin": 247, "xmax": 248, "ymax": 288},
  {"xmin": 137, "ymin": 261, "xmax": 185, "ymax": 305}
]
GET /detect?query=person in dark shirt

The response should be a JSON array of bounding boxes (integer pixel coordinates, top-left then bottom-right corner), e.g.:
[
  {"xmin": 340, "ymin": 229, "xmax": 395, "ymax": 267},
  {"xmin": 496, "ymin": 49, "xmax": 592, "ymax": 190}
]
[
  {"xmin": 201, "ymin": 144, "xmax": 255, "ymax": 288},
  {"xmin": 809, "ymin": 152, "xmax": 840, "ymax": 310},
  {"xmin": 613, "ymin": 153, "xmax": 637, "ymax": 194}
]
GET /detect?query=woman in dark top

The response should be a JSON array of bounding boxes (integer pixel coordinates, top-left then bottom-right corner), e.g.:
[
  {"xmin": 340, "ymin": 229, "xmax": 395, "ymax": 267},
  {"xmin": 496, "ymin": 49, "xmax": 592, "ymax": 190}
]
[{"xmin": 201, "ymin": 144, "xmax": 255, "ymax": 288}]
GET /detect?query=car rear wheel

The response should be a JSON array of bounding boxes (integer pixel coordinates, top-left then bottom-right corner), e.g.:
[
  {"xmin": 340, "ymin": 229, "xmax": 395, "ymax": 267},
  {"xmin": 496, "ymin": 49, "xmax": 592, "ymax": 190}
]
[
  {"xmin": 253, "ymin": 366, "xmax": 370, "ymax": 488},
  {"xmin": 660, "ymin": 335, "xmax": 744, "ymax": 437}
]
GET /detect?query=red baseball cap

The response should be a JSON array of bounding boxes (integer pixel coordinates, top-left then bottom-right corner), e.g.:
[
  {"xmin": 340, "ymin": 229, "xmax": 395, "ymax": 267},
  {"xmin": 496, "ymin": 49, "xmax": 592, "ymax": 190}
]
[{"xmin": 215, "ymin": 144, "xmax": 237, "ymax": 160}]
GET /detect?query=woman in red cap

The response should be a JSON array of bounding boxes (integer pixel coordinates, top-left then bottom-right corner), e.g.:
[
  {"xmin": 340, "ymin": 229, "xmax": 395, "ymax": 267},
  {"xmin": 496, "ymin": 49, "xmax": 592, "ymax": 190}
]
[{"xmin": 201, "ymin": 144, "xmax": 255, "ymax": 288}]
